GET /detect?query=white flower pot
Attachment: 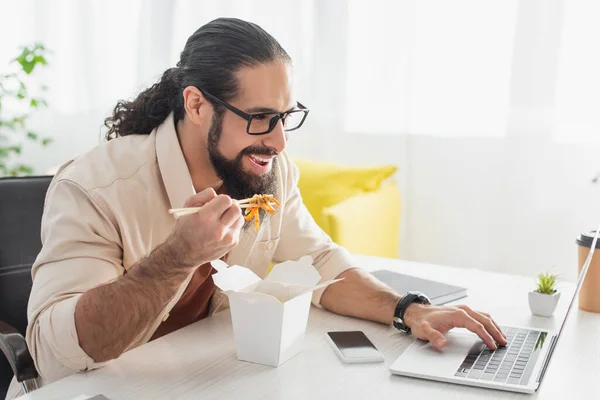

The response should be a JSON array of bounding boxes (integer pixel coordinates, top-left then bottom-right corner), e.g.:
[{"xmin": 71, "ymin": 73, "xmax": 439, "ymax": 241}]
[{"xmin": 528, "ymin": 291, "xmax": 560, "ymax": 317}]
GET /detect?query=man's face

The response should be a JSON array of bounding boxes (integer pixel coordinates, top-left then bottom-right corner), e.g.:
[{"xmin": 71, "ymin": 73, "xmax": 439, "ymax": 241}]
[{"xmin": 207, "ymin": 61, "xmax": 295, "ymax": 201}]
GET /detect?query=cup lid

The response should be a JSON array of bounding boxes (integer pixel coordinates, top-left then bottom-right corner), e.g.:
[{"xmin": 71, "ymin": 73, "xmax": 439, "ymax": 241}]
[{"xmin": 576, "ymin": 231, "xmax": 600, "ymax": 249}]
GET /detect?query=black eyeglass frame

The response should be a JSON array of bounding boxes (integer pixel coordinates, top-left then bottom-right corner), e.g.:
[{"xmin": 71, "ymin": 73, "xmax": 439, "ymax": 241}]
[{"xmin": 199, "ymin": 89, "xmax": 310, "ymax": 135}]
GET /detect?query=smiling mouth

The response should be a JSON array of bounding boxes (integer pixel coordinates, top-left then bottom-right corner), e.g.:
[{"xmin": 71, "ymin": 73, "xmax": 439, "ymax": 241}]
[{"xmin": 248, "ymin": 154, "xmax": 273, "ymax": 167}]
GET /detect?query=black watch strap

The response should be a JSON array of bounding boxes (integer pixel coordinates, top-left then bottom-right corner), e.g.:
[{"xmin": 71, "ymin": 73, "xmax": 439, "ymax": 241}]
[{"xmin": 393, "ymin": 291, "xmax": 431, "ymax": 334}]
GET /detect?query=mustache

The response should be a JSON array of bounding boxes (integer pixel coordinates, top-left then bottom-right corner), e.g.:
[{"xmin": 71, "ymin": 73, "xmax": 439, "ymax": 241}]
[{"xmin": 240, "ymin": 146, "xmax": 278, "ymax": 157}]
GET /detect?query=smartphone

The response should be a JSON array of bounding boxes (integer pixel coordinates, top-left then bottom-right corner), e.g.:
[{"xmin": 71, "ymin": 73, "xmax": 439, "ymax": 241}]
[{"xmin": 326, "ymin": 331, "xmax": 385, "ymax": 363}]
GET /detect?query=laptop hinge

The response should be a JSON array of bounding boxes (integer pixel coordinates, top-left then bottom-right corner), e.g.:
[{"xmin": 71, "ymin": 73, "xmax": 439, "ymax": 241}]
[{"xmin": 536, "ymin": 335, "xmax": 558, "ymax": 384}]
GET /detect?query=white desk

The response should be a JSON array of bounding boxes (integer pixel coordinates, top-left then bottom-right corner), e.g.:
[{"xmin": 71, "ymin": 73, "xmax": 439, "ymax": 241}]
[{"xmin": 16, "ymin": 255, "xmax": 600, "ymax": 399}]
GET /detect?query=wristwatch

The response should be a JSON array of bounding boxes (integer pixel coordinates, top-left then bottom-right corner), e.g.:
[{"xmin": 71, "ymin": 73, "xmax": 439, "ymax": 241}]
[{"xmin": 393, "ymin": 291, "xmax": 431, "ymax": 334}]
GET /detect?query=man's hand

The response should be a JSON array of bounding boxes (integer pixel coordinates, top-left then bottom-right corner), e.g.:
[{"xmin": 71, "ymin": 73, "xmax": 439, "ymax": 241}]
[
  {"xmin": 403, "ymin": 303, "xmax": 507, "ymax": 350},
  {"xmin": 166, "ymin": 188, "xmax": 245, "ymax": 270},
  {"xmin": 320, "ymin": 269, "xmax": 507, "ymax": 351}
]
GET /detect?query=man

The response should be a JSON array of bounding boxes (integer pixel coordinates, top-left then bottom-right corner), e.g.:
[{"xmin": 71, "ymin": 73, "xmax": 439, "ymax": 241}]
[{"xmin": 7, "ymin": 17, "xmax": 505, "ymax": 399}]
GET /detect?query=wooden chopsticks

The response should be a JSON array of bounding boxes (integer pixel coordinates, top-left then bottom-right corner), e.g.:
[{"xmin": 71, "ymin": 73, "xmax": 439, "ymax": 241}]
[
  {"xmin": 168, "ymin": 198, "xmax": 253, "ymax": 219},
  {"xmin": 168, "ymin": 195, "xmax": 281, "ymax": 228}
]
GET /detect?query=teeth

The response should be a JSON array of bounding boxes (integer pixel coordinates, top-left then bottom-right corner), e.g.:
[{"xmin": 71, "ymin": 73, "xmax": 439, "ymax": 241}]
[{"xmin": 251, "ymin": 155, "xmax": 271, "ymax": 163}]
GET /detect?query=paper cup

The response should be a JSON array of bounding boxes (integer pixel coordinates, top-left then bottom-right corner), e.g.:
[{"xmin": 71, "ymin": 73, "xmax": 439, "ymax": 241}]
[{"xmin": 576, "ymin": 231, "xmax": 600, "ymax": 313}]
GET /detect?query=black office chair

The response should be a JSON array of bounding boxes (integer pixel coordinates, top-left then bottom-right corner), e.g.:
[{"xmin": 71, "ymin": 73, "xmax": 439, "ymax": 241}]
[{"xmin": 0, "ymin": 176, "xmax": 52, "ymax": 398}]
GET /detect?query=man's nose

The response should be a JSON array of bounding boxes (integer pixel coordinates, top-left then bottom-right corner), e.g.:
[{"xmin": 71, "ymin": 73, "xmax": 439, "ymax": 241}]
[{"xmin": 261, "ymin": 119, "xmax": 287, "ymax": 154}]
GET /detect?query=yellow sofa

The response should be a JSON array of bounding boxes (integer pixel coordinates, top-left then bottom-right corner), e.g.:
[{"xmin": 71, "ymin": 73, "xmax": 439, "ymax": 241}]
[{"xmin": 294, "ymin": 158, "xmax": 400, "ymax": 258}]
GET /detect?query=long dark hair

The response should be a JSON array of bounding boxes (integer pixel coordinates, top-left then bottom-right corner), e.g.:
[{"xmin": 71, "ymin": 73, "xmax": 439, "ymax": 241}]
[{"xmin": 104, "ymin": 18, "xmax": 291, "ymax": 140}]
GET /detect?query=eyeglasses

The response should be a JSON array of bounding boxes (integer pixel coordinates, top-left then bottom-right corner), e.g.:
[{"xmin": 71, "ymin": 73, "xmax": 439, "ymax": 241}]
[{"xmin": 199, "ymin": 89, "xmax": 310, "ymax": 135}]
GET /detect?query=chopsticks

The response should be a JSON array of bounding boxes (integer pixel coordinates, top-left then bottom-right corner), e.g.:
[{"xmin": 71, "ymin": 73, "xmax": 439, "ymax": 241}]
[
  {"xmin": 168, "ymin": 195, "xmax": 280, "ymax": 221},
  {"xmin": 169, "ymin": 198, "xmax": 252, "ymax": 219}
]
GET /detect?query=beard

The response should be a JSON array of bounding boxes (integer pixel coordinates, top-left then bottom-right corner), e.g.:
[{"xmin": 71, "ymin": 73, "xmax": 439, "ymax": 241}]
[{"xmin": 207, "ymin": 112, "xmax": 278, "ymax": 226}]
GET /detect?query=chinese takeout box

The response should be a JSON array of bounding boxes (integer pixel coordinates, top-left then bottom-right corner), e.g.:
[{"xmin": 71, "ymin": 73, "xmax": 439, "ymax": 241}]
[{"xmin": 211, "ymin": 255, "xmax": 341, "ymax": 367}]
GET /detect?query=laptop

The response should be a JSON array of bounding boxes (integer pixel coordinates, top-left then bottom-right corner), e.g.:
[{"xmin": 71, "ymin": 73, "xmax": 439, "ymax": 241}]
[
  {"xmin": 371, "ymin": 270, "xmax": 467, "ymax": 305},
  {"xmin": 390, "ymin": 228, "xmax": 600, "ymax": 394}
]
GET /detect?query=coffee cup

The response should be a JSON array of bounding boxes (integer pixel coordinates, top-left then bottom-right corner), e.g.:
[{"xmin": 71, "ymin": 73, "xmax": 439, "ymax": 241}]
[{"xmin": 576, "ymin": 231, "xmax": 600, "ymax": 313}]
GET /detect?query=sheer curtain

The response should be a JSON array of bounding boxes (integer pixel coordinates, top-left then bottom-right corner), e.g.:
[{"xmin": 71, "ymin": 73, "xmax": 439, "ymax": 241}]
[
  {"xmin": 1, "ymin": 0, "xmax": 522, "ymax": 143},
  {"xmin": 554, "ymin": 0, "xmax": 600, "ymax": 143},
  {"xmin": 345, "ymin": 0, "xmax": 517, "ymax": 136}
]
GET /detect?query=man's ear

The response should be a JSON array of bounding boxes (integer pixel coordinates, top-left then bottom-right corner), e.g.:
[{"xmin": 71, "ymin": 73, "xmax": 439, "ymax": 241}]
[{"xmin": 182, "ymin": 86, "xmax": 211, "ymax": 125}]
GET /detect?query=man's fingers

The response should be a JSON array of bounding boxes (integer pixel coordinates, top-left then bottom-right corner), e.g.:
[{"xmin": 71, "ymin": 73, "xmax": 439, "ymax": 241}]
[
  {"xmin": 202, "ymin": 194, "xmax": 234, "ymax": 218},
  {"xmin": 220, "ymin": 203, "xmax": 243, "ymax": 227},
  {"xmin": 184, "ymin": 188, "xmax": 217, "ymax": 207},
  {"xmin": 479, "ymin": 310, "xmax": 507, "ymax": 340},
  {"xmin": 453, "ymin": 309, "xmax": 497, "ymax": 349},
  {"xmin": 420, "ymin": 321, "xmax": 447, "ymax": 349},
  {"xmin": 232, "ymin": 211, "xmax": 245, "ymax": 232},
  {"xmin": 458, "ymin": 305, "xmax": 507, "ymax": 346}
]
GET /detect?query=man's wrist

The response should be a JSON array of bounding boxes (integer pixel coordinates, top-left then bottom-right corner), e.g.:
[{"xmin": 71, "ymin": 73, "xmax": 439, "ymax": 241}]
[
  {"xmin": 129, "ymin": 240, "xmax": 194, "ymax": 285},
  {"xmin": 162, "ymin": 235, "xmax": 201, "ymax": 271},
  {"xmin": 402, "ymin": 302, "xmax": 425, "ymax": 329}
]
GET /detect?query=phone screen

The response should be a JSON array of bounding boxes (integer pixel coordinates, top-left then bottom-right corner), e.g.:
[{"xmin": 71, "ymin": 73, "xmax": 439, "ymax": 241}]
[{"xmin": 327, "ymin": 331, "xmax": 382, "ymax": 359}]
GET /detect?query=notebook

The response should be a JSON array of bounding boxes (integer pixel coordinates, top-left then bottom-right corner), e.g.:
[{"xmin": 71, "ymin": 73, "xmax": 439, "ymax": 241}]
[{"xmin": 371, "ymin": 270, "xmax": 468, "ymax": 305}]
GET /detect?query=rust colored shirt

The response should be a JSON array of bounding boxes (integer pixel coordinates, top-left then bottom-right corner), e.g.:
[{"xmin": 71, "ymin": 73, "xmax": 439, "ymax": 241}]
[{"xmin": 149, "ymin": 262, "xmax": 217, "ymax": 341}]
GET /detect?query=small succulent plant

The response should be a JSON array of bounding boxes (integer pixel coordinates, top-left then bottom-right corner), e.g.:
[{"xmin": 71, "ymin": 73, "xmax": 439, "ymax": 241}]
[{"xmin": 535, "ymin": 272, "xmax": 558, "ymax": 295}]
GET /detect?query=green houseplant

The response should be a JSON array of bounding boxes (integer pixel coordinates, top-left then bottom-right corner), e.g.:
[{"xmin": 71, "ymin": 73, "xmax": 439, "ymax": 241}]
[
  {"xmin": 528, "ymin": 272, "xmax": 560, "ymax": 317},
  {"xmin": 0, "ymin": 43, "xmax": 52, "ymax": 176}
]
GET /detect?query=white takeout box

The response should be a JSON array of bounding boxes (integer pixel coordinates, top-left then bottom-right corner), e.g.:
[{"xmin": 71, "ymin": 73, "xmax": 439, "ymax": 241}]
[{"xmin": 211, "ymin": 255, "xmax": 342, "ymax": 367}]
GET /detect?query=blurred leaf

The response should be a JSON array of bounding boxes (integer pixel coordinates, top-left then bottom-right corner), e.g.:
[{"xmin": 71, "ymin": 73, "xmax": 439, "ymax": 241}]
[
  {"xmin": 17, "ymin": 164, "xmax": 33, "ymax": 174},
  {"xmin": 11, "ymin": 115, "xmax": 28, "ymax": 128},
  {"xmin": 1, "ymin": 43, "xmax": 51, "ymax": 177},
  {"xmin": 0, "ymin": 120, "xmax": 15, "ymax": 130},
  {"xmin": 33, "ymin": 55, "xmax": 48, "ymax": 66},
  {"xmin": 17, "ymin": 57, "xmax": 35, "ymax": 75},
  {"xmin": 41, "ymin": 85, "xmax": 48, "ymax": 91},
  {"xmin": 13, "ymin": 45, "xmax": 49, "ymax": 75},
  {"xmin": 13, "ymin": 48, "xmax": 29, "ymax": 67},
  {"xmin": 8, "ymin": 145, "xmax": 22, "ymax": 154}
]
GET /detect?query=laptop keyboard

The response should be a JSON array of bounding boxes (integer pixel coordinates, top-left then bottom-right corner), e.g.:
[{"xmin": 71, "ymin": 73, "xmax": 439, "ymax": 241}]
[{"xmin": 454, "ymin": 327, "xmax": 543, "ymax": 385}]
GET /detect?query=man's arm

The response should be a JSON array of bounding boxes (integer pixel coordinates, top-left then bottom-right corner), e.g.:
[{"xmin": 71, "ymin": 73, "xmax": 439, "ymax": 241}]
[
  {"xmin": 75, "ymin": 189, "xmax": 245, "ymax": 363},
  {"xmin": 75, "ymin": 236, "xmax": 193, "ymax": 362},
  {"xmin": 320, "ymin": 268, "xmax": 401, "ymax": 324},
  {"xmin": 320, "ymin": 268, "xmax": 507, "ymax": 350},
  {"xmin": 27, "ymin": 178, "xmax": 244, "ymax": 378}
]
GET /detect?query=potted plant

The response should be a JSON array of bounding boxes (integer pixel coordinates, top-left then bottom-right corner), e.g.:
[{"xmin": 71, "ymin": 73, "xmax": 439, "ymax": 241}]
[
  {"xmin": 528, "ymin": 272, "xmax": 560, "ymax": 317},
  {"xmin": 0, "ymin": 43, "xmax": 52, "ymax": 177}
]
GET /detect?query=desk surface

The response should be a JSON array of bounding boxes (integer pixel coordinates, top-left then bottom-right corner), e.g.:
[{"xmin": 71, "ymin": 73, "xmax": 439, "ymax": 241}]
[{"xmin": 17, "ymin": 255, "xmax": 600, "ymax": 400}]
